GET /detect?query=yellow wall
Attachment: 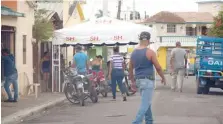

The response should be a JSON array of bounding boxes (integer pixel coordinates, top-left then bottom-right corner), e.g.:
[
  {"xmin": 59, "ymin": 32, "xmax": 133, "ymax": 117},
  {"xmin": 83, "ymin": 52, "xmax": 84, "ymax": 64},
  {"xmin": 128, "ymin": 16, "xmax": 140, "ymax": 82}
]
[
  {"xmin": 63, "ymin": 1, "xmax": 85, "ymax": 63},
  {"xmin": 157, "ymin": 47, "xmax": 167, "ymax": 71}
]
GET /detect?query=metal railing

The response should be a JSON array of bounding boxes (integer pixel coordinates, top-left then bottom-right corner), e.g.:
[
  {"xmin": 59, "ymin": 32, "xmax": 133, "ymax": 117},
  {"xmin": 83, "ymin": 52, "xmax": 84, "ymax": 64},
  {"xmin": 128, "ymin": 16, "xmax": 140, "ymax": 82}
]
[{"xmin": 158, "ymin": 36, "xmax": 197, "ymax": 47}]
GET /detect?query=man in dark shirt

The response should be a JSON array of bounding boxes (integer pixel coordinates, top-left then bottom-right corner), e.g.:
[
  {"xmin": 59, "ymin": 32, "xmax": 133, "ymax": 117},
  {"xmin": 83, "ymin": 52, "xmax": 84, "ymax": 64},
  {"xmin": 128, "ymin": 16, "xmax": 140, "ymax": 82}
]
[
  {"xmin": 2, "ymin": 48, "xmax": 18, "ymax": 102},
  {"xmin": 129, "ymin": 32, "xmax": 166, "ymax": 124}
]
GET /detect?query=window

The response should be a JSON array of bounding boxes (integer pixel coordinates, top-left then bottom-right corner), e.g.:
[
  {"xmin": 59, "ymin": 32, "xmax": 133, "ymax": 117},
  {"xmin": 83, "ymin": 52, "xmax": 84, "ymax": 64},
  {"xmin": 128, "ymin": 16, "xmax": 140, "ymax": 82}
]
[
  {"xmin": 186, "ymin": 27, "xmax": 193, "ymax": 36},
  {"xmin": 167, "ymin": 24, "xmax": 176, "ymax": 33},
  {"xmin": 186, "ymin": 27, "xmax": 197, "ymax": 36},
  {"xmin": 23, "ymin": 35, "xmax": 27, "ymax": 64}
]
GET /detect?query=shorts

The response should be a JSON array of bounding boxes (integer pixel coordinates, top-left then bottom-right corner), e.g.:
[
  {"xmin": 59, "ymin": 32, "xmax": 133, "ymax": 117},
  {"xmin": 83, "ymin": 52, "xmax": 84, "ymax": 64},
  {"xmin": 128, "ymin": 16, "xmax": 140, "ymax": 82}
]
[{"xmin": 42, "ymin": 68, "xmax": 50, "ymax": 73}]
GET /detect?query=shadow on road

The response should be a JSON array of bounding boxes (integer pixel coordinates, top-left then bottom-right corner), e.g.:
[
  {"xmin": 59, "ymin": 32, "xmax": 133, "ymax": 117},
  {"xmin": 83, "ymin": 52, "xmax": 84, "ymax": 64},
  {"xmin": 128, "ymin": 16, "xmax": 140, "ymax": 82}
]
[{"xmin": 209, "ymin": 91, "xmax": 223, "ymax": 96}]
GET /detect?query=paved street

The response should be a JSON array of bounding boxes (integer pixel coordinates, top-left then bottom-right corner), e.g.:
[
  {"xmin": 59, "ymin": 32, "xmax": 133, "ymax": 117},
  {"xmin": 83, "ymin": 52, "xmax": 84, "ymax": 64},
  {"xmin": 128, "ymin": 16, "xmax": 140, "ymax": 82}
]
[{"xmin": 19, "ymin": 76, "xmax": 223, "ymax": 124}]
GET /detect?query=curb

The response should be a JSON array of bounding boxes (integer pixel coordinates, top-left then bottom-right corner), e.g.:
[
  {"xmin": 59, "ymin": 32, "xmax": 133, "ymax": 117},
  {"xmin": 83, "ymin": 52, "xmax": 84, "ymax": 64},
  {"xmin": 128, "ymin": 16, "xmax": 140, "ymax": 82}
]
[{"xmin": 2, "ymin": 97, "xmax": 66, "ymax": 124}]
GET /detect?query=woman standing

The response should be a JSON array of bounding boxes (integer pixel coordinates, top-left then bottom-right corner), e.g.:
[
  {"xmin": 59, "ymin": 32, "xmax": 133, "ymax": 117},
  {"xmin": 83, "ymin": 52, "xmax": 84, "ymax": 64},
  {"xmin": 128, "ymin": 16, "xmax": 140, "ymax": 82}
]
[
  {"xmin": 91, "ymin": 55, "xmax": 103, "ymax": 72},
  {"xmin": 108, "ymin": 47, "xmax": 127, "ymax": 101},
  {"xmin": 40, "ymin": 52, "xmax": 50, "ymax": 92}
]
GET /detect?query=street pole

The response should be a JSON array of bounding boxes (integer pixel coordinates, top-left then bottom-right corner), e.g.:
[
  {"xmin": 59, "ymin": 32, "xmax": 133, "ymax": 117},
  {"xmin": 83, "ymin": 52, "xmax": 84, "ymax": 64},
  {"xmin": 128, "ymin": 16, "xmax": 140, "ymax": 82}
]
[
  {"xmin": 103, "ymin": 0, "xmax": 108, "ymax": 16},
  {"xmin": 133, "ymin": 0, "xmax": 135, "ymax": 22}
]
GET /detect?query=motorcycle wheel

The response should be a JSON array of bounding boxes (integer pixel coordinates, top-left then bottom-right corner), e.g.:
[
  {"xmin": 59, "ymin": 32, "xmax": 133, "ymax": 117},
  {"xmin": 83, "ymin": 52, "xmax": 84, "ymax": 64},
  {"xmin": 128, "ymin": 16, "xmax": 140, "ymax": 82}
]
[
  {"xmin": 64, "ymin": 83, "xmax": 79, "ymax": 104},
  {"xmin": 80, "ymin": 98, "xmax": 85, "ymax": 106},
  {"xmin": 101, "ymin": 81, "xmax": 109, "ymax": 97},
  {"xmin": 90, "ymin": 88, "xmax": 98, "ymax": 103},
  {"xmin": 101, "ymin": 85, "xmax": 108, "ymax": 97}
]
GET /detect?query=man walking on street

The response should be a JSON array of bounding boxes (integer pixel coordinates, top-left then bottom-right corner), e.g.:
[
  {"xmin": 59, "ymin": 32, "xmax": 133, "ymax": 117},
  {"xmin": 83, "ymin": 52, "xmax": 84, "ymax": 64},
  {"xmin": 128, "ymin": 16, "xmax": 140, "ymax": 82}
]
[
  {"xmin": 170, "ymin": 42, "xmax": 187, "ymax": 92},
  {"xmin": 129, "ymin": 31, "xmax": 166, "ymax": 124},
  {"xmin": 73, "ymin": 45, "xmax": 89, "ymax": 75},
  {"xmin": 2, "ymin": 48, "xmax": 18, "ymax": 102}
]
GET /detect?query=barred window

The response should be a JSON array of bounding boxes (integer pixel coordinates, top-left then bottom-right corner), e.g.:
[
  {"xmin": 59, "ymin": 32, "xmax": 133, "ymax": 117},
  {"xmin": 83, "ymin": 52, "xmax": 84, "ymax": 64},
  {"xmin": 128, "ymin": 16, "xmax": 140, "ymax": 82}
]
[{"xmin": 167, "ymin": 24, "xmax": 176, "ymax": 33}]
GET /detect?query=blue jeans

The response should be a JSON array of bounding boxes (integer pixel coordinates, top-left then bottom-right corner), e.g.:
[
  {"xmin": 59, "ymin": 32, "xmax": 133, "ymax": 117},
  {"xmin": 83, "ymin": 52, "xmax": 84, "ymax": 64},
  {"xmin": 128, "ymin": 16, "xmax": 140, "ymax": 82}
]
[
  {"xmin": 4, "ymin": 73, "xmax": 18, "ymax": 101},
  {"xmin": 132, "ymin": 79, "xmax": 154, "ymax": 124},
  {"xmin": 111, "ymin": 69, "xmax": 126, "ymax": 97}
]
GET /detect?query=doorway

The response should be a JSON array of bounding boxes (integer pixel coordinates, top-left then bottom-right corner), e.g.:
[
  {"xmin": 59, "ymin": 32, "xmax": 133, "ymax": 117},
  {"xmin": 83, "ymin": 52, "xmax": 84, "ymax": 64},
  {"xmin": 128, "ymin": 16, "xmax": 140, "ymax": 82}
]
[{"xmin": 1, "ymin": 26, "xmax": 16, "ymax": 81}]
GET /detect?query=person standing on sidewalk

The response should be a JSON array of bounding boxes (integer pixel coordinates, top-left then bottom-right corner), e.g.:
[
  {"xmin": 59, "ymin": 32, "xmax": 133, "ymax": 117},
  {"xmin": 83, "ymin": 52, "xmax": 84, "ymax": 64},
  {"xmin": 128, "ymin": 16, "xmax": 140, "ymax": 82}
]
[
  {"xmin": 1, "ymin": 48, "xmax": 18, "ymax": 102},
  {"xmin": 108, "ymin": 47, "xmax": 127, "ymax": 101},
  {"xmin": 170, "ymin": 42, "xmax": 187, "ymax": 92},
  {"xmin": 129, "ymin": 31, "xmax": 166, "ymax": 124},
  {"xmin": 73, "ymin": 45, "xmax": 89, "ymax": 75},
  {"xmin": 40, "ymin": 52, "xmax": 51, "ymax": 92}
]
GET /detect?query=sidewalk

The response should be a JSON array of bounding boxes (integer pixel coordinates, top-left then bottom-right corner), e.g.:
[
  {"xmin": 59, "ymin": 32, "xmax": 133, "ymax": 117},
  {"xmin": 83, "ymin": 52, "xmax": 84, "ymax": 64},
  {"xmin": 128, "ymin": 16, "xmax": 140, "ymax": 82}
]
[{"xmin": 1, "ymin": 93, "xmax": 66, "ymax": 124}]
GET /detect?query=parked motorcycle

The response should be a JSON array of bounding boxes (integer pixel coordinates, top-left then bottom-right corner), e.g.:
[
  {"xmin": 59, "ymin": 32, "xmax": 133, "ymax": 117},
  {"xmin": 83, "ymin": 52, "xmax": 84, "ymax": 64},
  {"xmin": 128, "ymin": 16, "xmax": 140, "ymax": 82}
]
[
  {"xmin": 123, "ymin": 69, "xmax": 136, "ymax": 96},
  {"xmin": 63, "ymin": 67, "xmax": 98, "ymax": 106},
  {"xmin": 89, "ymin": 70, "xmax": 109, "ymax": 97}
]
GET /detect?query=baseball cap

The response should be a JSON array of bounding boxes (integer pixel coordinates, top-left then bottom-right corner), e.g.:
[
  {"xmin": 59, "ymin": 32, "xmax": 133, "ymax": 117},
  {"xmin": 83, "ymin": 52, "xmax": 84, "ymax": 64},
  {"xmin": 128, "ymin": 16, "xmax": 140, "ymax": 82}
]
[{"xmin": 139, "ymin": 31, "xmax": 151, "ymax": 41}]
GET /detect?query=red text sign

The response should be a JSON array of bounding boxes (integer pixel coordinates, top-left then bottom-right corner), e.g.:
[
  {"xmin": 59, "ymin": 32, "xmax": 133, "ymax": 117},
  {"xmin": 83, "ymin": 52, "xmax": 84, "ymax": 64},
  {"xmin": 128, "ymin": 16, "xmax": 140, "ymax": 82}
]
[
  {"xmin": 66, "ymin": 37, "xmax": 76, "ymax": 41},
  {"xmin": 90, "ymin": 36, "xmax": 100, "ymax": 41},
  {"xmin": 95, "ymin": 20, "xmax": 112, "ymax": 24},
  {"xmin": 113, "ymin": 36, "xmax": 123, "ymax": 41}
]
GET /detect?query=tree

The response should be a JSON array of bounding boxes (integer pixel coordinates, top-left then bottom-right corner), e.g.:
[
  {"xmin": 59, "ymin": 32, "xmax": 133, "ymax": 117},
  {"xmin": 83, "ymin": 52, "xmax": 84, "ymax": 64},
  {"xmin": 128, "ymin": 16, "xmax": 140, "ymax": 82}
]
[
  {"xmin": 95, "ymin": 10, "xmax": 103, "ymax": 18},
  {"xmin": 208, "ymin": 6, "xmax": 223, "ymax": 37},
  {"xmin": 32, "ymin": 9, "xmax": 54, "ymax": 83}
]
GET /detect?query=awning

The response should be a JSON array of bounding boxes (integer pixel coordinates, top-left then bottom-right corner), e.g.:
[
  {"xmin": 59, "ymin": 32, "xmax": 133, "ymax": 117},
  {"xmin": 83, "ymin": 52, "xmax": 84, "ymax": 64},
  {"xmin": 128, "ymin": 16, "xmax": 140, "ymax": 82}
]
[{"xmin": 1, "ymin": 6, "xmax": 25, "ymax": 17}]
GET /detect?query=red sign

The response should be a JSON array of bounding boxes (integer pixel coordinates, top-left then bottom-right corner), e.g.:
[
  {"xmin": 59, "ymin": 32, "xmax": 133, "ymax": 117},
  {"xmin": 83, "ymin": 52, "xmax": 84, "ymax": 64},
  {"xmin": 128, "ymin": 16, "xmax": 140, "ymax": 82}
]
[
  {"xmin": 90, "ymin": 36, "xmax": 100, "ymax": 41},
  {"xmin": 66, "ymin": 37, "xmax": 76, "ymax": 41},
  {"xmin": 95, "ymin": 20, "xmax": 112, "ymax": 24},
  {"xmin": 113, "ymin": 36, "xmax": 123, "ymax": 41}
]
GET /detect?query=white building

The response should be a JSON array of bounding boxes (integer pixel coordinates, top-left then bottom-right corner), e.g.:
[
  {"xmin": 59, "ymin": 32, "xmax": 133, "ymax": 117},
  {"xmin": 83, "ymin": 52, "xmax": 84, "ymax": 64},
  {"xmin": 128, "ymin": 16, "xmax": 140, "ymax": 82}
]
[
  {"xmin": 140, "ymin": 0, "xmax": 222, "ymax": 71},
  {"xmin": 1, "ymin": 1, "xmax": 35, "ymax": 95}
]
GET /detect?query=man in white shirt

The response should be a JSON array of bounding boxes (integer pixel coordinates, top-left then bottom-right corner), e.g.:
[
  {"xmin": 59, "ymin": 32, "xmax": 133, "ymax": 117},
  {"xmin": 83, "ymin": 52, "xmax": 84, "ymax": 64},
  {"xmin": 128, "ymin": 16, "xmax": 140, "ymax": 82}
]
[{"xmin": 170, "ymin": 42, "xmax": 187, "ymax": 92}]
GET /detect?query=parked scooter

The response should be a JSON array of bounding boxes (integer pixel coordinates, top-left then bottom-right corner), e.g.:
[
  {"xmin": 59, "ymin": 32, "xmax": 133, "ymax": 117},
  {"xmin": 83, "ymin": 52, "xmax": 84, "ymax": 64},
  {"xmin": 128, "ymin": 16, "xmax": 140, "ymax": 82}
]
[{"xmin": 63, "ymin": 67, "xmax": 98, "ymax": 106}]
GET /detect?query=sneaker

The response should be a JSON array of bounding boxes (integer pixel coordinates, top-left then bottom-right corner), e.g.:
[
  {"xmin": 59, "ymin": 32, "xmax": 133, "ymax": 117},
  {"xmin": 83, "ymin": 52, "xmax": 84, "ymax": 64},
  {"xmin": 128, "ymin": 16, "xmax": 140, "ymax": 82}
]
[
  {"xmin": 122, "ymin": 94, "xmax": 127, "ymax": 101},
  {"xmin": 4, "ymin": 99, "xmax": 14, "ymax": 102},
  {"xmin": 123, "ymin": 96, "xmax": 127, "ymax": 101},
  {"xmin": 111, "ymin": 96, "xmax": 116, "ymax": 101}
]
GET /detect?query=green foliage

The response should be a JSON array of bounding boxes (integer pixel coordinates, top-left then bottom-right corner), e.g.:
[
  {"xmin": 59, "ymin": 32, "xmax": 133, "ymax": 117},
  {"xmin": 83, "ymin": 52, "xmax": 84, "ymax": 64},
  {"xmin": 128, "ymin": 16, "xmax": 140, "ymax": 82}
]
[
  {"xmin": 208, "ymin": 6, "xmax": 223, "ymax": 38},
  {"xmin": 33, "ymin": 9, "xmax": 54, "ymax": 42},
  {"xmin": 95, "ymin": 10, "xmax": 103, "ymax": 18}
]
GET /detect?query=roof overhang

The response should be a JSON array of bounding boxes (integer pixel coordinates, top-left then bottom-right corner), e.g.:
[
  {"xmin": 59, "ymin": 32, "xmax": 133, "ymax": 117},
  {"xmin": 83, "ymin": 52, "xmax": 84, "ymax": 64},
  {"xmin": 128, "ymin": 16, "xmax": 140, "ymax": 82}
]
[
  {"xmin": 185, "ymin": 22, "xmax": 213, "ymax": 24},
  {"xmin": 26, "ymin": 1, "xmax": 37, "ymax": 8},
  {"xmin": 1, "ymin": 6, "xmax": 25, "ymax": 17},
  {"xmin": 196, "ymin": 0, "xmax": 223, "ymax": 3}
]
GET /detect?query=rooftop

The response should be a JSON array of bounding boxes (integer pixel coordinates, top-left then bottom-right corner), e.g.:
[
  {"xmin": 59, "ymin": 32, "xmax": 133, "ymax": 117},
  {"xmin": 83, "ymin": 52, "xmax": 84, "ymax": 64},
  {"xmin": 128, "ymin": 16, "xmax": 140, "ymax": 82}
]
[
  {"xmin": 143, "ymin": 11, "xmax": 214, "ymax": 24},
  {"xmin": 174, "ymin": 12, "xmax": 213, "ymax": 23},
  {"xmin": 144, "ymin": 11, "xmax": 185, "ymax": 23},
  {"xmin": 36, "ymin": 1, "xmax": 63, "ymax": 20},
  {"xmin": 196, "ymin": 0, "xmax": 223, "ymax": 3}
]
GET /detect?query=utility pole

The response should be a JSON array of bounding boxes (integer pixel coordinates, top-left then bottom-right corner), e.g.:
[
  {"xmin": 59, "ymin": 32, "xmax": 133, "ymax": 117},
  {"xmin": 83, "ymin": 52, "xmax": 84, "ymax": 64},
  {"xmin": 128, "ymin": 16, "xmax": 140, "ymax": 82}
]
[
  {"xmin": 133, "ymin": 0, "xmax": 135, "ymax": 22},
  {"xmin": 117, "ymin": 0, "xmax": 122, "ymax": 19},
  {"xmin": 103, "ymin": 0, "xmax": 108, "ymax": 16}
]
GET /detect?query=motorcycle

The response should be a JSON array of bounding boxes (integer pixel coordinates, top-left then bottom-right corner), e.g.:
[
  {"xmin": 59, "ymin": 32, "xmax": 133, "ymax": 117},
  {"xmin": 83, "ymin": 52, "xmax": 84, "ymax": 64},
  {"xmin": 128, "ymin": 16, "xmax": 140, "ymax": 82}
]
[
  {"xmin": 123, "ymin": 69, "xmax": 136, "ymax": 96},
  {"xmin": 89, "ymin": 70, "xmax": 109, "ymax": 97},
  {"xmin": 63, "ymin": 67, "xmax": 98, "ymax": 106}
]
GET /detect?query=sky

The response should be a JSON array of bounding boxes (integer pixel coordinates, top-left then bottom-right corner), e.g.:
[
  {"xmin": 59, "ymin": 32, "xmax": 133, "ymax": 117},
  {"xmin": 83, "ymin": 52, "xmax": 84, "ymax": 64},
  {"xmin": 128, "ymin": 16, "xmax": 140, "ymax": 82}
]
[{"xmin": 81, "ymin": 0, "xmax": 200, "ymax": 19}]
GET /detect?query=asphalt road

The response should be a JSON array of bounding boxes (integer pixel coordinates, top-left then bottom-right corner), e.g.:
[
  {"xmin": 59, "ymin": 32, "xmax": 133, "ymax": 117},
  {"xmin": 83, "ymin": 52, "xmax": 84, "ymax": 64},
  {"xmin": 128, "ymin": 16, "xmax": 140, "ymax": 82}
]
[{"xmin": 20, "ymin": 76, "xmax": 223, "ymax": 124}]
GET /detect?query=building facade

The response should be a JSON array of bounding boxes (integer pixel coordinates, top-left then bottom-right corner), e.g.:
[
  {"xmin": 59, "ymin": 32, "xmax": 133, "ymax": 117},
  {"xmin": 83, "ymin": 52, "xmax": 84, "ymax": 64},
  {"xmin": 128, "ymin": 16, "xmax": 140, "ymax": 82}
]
[
  {"xmin": 1, "ymin": 1, "xmax": 35, "ymax": 95},
  {"xmin": 141, "ymin": 0, "xmax": 222, "ymax": 72},
  {"xmin": 62, "ymin": 0, "xmax": 86, "ymax": 64}
]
